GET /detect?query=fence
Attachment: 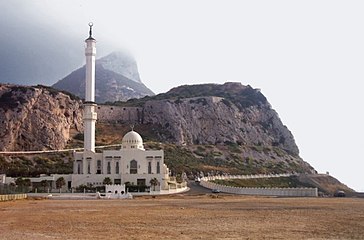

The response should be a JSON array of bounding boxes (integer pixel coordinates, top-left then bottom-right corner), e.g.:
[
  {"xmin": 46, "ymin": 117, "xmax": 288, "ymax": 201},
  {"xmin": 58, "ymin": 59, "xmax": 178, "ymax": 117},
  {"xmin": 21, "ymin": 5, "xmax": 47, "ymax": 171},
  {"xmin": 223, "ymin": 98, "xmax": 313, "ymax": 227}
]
[
  {"xmin": 0, "ymin": 194, "xmax": 28, "ymax": 202},
  {"xmin": 200, "ymin": 173, "xmax": 318, "ymax": 197}
]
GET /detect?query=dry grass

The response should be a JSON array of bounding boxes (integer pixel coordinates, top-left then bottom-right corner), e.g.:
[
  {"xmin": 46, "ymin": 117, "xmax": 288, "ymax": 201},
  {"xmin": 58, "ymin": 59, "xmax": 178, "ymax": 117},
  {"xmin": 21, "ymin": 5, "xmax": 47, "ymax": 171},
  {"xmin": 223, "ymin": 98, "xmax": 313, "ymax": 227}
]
[{"xmin": 0, "ymin": 195, "xmax": 363, "ymax": 239}]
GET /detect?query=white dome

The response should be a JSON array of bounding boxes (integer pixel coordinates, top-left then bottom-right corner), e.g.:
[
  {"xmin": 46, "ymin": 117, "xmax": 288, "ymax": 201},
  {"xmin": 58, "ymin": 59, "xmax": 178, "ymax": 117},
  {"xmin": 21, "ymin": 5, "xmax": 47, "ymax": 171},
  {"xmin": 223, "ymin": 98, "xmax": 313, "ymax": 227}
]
[{"xmin": 121, "ymin": 130, "xmax": 144, "ymax": 150}]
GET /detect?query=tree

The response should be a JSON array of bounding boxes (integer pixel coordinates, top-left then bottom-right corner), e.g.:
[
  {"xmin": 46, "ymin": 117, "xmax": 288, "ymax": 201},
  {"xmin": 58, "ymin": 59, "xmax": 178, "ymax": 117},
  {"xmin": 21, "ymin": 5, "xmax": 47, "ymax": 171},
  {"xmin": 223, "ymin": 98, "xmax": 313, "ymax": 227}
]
[
  {"xmin": 15, "ymin": 177, "xmax": 31, "ymax": 193},
  {"xmin": 40, "ymin": 180, "xmax": 48, "ymax": 192},
  {"xmin": 149, "ymin": 178, "xmax": 159, "ymax": 191},
  {"xmin": 103, "ymin": 177, "xmax": 112, "ymax": 185},
  {"xmin": 15, "ymin": 177, "xmax": 24, "ymax": 187},
  {"xmin": 56, "ymin": 177, "xmax": 66, "ymax": 190}
]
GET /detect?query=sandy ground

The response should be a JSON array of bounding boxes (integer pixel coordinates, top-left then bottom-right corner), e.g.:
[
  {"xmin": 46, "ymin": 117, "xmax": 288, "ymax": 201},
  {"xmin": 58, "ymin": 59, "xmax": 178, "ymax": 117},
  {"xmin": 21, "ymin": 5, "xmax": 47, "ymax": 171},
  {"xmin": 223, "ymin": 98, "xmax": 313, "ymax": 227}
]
[{"xmin": 0, "ymin": 195, "xmax": 363, "ymax": 240}]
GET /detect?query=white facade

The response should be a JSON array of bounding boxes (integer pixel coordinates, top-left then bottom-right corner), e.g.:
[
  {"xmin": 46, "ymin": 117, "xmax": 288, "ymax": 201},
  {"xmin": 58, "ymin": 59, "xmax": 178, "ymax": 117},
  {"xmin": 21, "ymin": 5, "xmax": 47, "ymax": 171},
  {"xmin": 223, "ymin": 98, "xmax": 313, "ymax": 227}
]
[{"xmin": 72, "ymin": 130, "xmax": 170, "ymax": 190}]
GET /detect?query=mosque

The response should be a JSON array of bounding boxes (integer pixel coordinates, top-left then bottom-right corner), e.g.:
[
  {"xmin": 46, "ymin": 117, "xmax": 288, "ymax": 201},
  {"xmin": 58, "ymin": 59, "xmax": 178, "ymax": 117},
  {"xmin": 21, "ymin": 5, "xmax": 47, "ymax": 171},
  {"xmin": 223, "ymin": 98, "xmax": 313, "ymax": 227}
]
[
  {"xmin": 69, "ymin": 23, "xmax": 171, "ymax": 191},
  {"xmin": 71, "ymin": 128, "xmax": 170, "ymax": 190}
]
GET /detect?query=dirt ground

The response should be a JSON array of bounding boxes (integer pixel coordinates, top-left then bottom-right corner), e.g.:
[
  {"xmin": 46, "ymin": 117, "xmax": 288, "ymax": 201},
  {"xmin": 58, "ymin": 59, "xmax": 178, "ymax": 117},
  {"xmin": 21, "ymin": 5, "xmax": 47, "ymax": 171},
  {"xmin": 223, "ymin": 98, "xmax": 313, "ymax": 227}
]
[{"xmin": 1, "ymin": 195, "xmax": 364, "ymax": 240}]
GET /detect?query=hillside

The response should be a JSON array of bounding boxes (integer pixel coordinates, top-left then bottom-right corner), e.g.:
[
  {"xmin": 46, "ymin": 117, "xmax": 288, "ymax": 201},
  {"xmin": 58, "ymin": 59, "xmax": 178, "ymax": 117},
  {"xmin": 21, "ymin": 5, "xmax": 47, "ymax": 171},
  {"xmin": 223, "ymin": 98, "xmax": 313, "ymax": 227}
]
[
  {"xmin": 297, "ymin": 174, "xmax": 355, "ymax": 195},
  {"xmin": 0, "ymin": 82, "xmax": 317, "ymax": 181}
]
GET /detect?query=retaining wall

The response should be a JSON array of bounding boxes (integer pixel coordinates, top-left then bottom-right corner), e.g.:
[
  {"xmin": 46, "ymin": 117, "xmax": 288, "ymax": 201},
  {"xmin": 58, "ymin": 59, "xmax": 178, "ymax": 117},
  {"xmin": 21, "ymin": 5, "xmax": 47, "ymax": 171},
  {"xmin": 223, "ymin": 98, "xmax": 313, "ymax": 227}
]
[
  {"xmin": 200, "ymin": 174, "xmax": 318, "ymax": 197},
  {"xmin": 0, "ymin": 194, "xmax": 28, "ymax": 202},
  {"xmin": 96, "ymin": 105, "xmax": 142, "ymax": 122}
]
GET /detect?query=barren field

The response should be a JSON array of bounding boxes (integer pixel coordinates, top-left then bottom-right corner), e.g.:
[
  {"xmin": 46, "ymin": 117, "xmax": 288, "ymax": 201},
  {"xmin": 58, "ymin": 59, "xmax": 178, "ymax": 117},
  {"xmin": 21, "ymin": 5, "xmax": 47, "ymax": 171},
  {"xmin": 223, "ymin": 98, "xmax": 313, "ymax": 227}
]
[{"xmin": 1, "ymin": 195, "xmax": 364, "ymax": 239}]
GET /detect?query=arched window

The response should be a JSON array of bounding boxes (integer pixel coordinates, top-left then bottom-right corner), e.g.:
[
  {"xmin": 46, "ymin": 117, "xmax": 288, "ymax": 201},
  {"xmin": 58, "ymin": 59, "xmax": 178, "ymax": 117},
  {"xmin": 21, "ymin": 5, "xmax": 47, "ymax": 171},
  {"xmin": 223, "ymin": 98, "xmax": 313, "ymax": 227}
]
[
  {"xmin": 156, "ymin": 162, "xmax": 160, "ymax": 174},
  {"xmin": 107, "ymin": 162, "xmax": 111, "ymax": 174},
  {"xmin": 148, "ymin": 162, "xmax": 152, "ymax": 174},
  {"xmin": 115, "ymin": 161, "xmax": 120, "ymax": 174},
  {"xmin": 130, "ymin": 160, "xmax": 137, "ymax": 174},
  {"xmin": 77, "ymin": 162, "xmax": 81, "ymax": 174},
  {"xmin": 96, "ymin": 160, "xmax": 102, "ymax": 174},
  {"xmin": 87, "ymin": 161, "xmax": 91, "ymax": 174}
]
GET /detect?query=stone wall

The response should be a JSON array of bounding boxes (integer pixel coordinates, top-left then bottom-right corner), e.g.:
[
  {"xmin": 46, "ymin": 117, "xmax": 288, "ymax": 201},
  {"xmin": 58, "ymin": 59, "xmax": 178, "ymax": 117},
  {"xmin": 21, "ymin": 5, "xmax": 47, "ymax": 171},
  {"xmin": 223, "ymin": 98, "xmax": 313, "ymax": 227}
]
[
  {"xmin": 96, "ymin": 105, "xmax": 142, "ymax": 123},
  {"xmin": 200, "ymin": 174, "xmax": 318, "ymax": 197}
]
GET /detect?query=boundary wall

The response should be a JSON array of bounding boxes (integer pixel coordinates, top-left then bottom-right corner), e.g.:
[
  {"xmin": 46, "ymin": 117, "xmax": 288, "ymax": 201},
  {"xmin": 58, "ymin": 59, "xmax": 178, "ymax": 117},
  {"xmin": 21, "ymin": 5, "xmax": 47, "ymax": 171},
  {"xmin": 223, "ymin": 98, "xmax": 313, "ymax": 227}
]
[
  {"xmin": 0, "ymin": 194, "xmax": 27, "ymax": 202},
  {"xmin": 200, "ymin": 173, "xmax": 318, "ymax": 197}
]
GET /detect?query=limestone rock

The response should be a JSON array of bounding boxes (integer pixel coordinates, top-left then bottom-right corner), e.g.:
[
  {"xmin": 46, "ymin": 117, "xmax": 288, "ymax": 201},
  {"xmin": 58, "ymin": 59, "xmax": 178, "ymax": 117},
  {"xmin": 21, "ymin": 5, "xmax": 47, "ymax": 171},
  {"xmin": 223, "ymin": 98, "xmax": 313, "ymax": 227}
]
[
  {"xmin": 0, "ymin": 82, "xmax": 299, "ymax": 157},
  {"xmin": 108, "ymin": 82, "xmax": 300, "ymax": 155},
  {"xmin": 141, "ymin": 96, "xmax": 298, "ymax": 155},
  {"xmin": 0, "ymin": 84, "xmax": 83, "ymax": 151}
]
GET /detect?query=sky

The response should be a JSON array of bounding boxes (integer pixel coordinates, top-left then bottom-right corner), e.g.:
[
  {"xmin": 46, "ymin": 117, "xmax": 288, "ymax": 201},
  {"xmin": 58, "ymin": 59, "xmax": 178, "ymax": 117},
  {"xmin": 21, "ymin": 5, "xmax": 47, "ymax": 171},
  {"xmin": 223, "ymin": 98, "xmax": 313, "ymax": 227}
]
[{"xmin": 1, "ymin": 0, "xmax": 363, "ymax": 191}]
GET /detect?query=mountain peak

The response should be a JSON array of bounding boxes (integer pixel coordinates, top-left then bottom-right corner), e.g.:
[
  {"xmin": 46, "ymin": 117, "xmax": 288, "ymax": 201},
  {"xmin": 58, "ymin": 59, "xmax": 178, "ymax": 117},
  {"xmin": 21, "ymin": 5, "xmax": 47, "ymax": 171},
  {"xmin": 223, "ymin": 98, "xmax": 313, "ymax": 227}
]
[
  {"xmin": 97, "ymin": 51, "xmax": 141, "ymax": 83},
  {"xmin": 52, "ymin": 51, "xmax": 154, "ymax": 103}
]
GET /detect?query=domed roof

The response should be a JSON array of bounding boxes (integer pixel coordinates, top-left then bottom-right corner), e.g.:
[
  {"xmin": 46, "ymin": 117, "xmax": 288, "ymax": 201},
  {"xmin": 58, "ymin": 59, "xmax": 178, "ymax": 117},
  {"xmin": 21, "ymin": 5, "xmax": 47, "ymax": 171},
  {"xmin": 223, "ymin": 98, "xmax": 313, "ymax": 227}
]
[{"xmin": 121, "ymin": 130, "xmax": 144, "ymax": 150}]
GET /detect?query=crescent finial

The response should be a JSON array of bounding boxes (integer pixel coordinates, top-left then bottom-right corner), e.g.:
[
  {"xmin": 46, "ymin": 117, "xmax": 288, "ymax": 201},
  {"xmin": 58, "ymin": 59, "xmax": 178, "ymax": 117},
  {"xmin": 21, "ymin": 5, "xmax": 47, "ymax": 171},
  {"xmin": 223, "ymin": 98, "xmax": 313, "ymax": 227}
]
[{"xmin": 88, "ymin": 22, "xmax": 93, "ymax": 38}]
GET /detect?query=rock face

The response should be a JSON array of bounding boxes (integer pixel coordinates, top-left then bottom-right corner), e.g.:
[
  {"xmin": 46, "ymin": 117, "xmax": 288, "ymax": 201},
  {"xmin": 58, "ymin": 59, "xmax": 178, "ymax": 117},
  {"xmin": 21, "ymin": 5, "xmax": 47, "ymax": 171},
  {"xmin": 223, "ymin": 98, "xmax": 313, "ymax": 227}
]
[
  {"xmin": 0, "ymin": 82, "xmax": 299, "ymax": 157},
  {"xmin": 101, "ymin": 82, "xmax": 299, "ymax": 155},
  {"xmin": 52, "ymin": 51, "xmax": 154, "ymax": 103},
  {"xmin": 0, "ymin": 84, "xmax": 82, "ymax": 151},
  {"xmin": 142, "ymin": 96, "xmax": 298, "ymax": 155}
]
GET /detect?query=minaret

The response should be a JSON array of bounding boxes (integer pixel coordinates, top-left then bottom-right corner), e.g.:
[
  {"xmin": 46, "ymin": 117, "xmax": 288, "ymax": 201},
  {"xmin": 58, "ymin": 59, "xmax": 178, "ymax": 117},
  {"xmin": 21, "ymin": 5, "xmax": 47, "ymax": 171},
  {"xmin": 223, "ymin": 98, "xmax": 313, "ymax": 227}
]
[{"xmin": 84, "ymin": 23, "xmax": 97, "ymax": 152}]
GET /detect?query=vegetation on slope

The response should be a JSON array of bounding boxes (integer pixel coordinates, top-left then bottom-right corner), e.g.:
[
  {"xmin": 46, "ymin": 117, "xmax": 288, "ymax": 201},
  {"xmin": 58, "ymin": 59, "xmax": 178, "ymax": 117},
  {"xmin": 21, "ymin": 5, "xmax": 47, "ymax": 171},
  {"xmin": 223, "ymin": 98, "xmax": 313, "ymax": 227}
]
[
  {"xmin": 109, "ymin": 82, "xmax": 267, "ymax": 110},
  {"xmin": 212, "ymin": 176, "xmax": 316, "ymax": 188},
  {"xmin": 0, "ymin": 154, "xmax": 72, "ymax": 177}
]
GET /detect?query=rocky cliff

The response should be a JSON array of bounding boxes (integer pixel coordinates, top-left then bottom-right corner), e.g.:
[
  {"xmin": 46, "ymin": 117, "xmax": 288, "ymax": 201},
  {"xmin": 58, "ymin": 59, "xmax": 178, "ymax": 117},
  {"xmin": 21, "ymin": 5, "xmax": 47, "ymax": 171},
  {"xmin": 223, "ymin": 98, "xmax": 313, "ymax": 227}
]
[
  {"xmin": 109, "ymin": 82, "xmax": 299, "ymax": 155},
  {"xmin": 0, "ymin": 82, "xmax": 298, "ymax": 155},
  {"xmin": 52, "ymin": 51, "xmax": 154, "ymax": 103},
  {"xmin": 142, "ymin": 96, "xmax": 298, "ymax": 155},
  {"xmin": 0, "ymin": 84, "xmax": 82, "ymax": 151}
]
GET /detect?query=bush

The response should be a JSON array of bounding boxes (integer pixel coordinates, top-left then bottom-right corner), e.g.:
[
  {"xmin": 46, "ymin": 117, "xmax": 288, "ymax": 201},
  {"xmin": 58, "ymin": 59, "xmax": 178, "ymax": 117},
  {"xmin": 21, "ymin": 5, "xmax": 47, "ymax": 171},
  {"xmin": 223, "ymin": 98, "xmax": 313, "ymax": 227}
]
[
  {"xmin": 126, "ymin": 185, "xmax": 149, "ymax": 192},
  {"xmin": 73, "ymin": 133, "xmax": 84, "ymax": 141}
]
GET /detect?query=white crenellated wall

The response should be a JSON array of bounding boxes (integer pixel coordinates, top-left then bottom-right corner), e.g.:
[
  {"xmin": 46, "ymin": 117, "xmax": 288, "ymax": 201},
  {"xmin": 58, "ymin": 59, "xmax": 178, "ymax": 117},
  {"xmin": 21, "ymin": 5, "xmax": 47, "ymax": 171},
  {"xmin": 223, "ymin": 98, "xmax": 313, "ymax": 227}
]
[{"xmin": 200, "ymin": 173, "xmax": 318, "ymax": 197}]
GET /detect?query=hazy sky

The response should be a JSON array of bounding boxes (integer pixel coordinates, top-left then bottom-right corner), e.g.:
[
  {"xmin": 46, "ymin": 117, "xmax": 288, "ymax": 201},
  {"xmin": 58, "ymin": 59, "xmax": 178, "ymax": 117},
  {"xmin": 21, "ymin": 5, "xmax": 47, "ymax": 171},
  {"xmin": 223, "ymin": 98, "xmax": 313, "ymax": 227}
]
[{"xmin": 1, "ymin": 0, "xmax": 363, "ymax": 191}]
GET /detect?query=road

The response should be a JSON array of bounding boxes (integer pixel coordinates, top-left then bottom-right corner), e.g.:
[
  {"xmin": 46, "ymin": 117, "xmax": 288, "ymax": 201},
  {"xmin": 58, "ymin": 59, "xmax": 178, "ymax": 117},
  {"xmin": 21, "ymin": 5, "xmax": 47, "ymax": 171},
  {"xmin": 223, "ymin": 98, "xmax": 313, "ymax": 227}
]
[
  {"xmin": 185, "ymin": 181, "xmax": 212, "ymax": 194},
  {"xmin": 185, "ymin": 180, "xmax": 230, "ymax": 195}
]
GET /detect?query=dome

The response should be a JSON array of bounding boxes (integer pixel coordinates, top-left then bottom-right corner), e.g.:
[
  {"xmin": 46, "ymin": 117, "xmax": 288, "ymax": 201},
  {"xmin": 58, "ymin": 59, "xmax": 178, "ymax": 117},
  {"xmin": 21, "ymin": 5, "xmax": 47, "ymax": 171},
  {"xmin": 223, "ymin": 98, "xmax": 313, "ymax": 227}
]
[{"xmin": 121, "ymin": 130, "xmax": 144, "ymax": 150}]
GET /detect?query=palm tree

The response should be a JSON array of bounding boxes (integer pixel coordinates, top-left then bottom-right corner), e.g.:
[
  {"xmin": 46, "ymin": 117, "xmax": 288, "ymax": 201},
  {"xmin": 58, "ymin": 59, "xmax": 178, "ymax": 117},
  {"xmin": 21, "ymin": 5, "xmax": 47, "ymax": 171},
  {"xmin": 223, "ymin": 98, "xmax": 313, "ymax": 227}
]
[
  {"xmin": 103, "ymin": 177, "xmax": 112, "ymax": 185},
  {"xmin": 149, "ymin": 178, "xmax": 159, "ymax": 191}
]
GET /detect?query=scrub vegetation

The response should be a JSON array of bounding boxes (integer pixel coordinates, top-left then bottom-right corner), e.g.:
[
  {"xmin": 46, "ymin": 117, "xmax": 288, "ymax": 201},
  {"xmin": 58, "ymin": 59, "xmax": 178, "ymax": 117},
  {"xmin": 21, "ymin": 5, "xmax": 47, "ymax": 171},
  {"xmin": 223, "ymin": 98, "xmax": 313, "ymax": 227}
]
[{"xmin": 211, "ymin": 176, "xmax": 316, "ymax": 188}]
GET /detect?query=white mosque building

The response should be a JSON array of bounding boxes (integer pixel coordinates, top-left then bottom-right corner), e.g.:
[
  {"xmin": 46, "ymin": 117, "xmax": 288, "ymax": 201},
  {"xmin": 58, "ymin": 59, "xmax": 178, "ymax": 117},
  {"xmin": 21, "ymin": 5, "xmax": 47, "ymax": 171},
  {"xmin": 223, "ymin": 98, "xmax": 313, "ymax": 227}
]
[
  {"xmin": 69, "ymin": 23, "xmax": 171, "ymax": 191},
  {"xmin": 71, "ymin": 129, "xmax": 170, "ymax": 190}
]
